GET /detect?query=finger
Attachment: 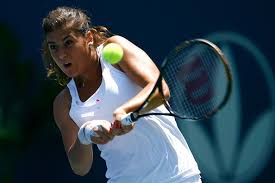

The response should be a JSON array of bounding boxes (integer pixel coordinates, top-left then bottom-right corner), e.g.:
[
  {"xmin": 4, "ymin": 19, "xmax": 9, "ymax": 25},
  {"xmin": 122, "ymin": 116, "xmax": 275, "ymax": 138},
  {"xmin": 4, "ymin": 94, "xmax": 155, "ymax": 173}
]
[
  {"xmin": 111, "ymin": 120, "xmax": 135, "ymax": 136},
  {"xmin": 91, "ymin": 130, "xmax": 111, "ymax": 144},
  {"xmin": 113, "ymin": 126, "xmax": 131, "ymax": 136},
  {"xmin": 121, "ymin": 123, "xmax": 135, "ymax": 131},
  {"xmin": 91, "ymin": 136, "xmax": 109, "ymax": 144},
  {"xmin": 101, "ymin": 125, "xmax": 115, "ymax": 139},
  {"xmin": 112, "ymin": 128, "xmax": 124, "ymax": 136},
  {"xmin": 112, "ymin": 120, "xmax": 121, "ymax": 129},
  {"xmin": 95, "ymin": 126, "xmax": 114, "ymax": 141},
  {"xmin": 101, "ymin": 126, "xmax": 115, "ymax": 139},
  {"xmin": 111, "ymin": 121, "xmax": 124, "ymax": 136}
]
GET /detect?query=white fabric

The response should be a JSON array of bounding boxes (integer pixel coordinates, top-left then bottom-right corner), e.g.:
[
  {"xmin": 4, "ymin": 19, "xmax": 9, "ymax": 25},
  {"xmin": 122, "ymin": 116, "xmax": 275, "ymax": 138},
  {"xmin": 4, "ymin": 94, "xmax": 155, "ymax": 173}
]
[
  {"xmin": 78, "ymin": 120, "xmax": 111, "ymax": 144},
  {"xmin": 67, "ymin": 45, "xmax": 201, "ymax": 183},
  {"xmin": 78, "ymin": 122, "xmax": 95, "ymax": 145}
]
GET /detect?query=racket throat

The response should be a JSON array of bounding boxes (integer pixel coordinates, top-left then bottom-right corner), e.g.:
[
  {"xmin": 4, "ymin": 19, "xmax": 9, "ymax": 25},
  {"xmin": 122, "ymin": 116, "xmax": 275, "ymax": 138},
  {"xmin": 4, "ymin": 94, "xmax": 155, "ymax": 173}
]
[
  {"xmin": 120, "ymin": 112, "xmax": 139, "ymax": 125},
  {"xmin": 130, "ymin": 112, "xmax": 138, "ymax": 121}
]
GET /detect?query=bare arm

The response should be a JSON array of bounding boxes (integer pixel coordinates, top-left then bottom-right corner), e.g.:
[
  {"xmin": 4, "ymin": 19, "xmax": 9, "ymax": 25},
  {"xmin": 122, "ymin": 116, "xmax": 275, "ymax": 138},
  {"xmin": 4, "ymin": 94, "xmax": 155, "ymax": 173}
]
[
  {"xmin": 53, "ymin": 89, "xmax": 93, "ymax": 176},
  {"xmin": 105, "ymin": 36, "xmax": 170, "ymax": 122}
]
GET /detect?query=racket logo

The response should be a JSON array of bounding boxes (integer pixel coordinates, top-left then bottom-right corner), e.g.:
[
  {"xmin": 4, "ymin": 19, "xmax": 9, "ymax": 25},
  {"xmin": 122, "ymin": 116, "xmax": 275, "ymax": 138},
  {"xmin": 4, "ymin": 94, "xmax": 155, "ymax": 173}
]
[{"xmin": 176, "ymin": 56, "xmax": 214, "ymax": 105}]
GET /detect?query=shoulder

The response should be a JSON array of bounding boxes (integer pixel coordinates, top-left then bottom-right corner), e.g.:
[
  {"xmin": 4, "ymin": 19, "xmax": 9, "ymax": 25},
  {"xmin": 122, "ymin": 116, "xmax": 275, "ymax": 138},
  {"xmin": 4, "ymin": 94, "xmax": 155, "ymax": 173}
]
[
  {"xmin": 104, "ymin": 35, "xmax": 147, "ymax": 59},
  {"xmin": 53, "ymin": 87, "xmax": 71, "ymax": 126},
  {"xmin": 105, "ymin": 35, "xmax": 128, "ymax": 44},
  {"xmin": 105, "ymin": 35, "xmax": 137, "ymax": 49},
  {"xmin": 53, "ymin": 87, "xmax": 71, "ymax": 109},
  {"xmin": 103, "ymin": 35, "xmax": 142, "ymax": 71},
  {"xmin": 104, "ymin": 35, "xmax": 158, "ymax": 86}
]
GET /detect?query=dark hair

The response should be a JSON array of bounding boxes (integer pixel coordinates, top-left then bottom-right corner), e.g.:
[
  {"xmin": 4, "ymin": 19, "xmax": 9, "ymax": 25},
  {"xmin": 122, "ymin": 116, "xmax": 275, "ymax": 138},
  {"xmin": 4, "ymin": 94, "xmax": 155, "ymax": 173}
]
[{"xmin": 41, "ymin": 6, "xmax": 113, "ymax": 86}]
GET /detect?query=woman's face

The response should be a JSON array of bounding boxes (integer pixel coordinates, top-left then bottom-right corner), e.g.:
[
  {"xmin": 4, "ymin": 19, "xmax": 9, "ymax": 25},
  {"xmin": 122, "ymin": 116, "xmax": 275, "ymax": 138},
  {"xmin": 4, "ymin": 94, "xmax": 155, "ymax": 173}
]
[{"xmin": 46, "ymin": 28, "xmax": 94, "ymax": 78}]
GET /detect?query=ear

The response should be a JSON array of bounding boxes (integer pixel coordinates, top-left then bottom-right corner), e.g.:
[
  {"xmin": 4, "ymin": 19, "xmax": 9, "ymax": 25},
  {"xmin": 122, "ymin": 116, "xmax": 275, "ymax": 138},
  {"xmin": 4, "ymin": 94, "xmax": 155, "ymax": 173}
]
[{"xmin": 86, "ymin": 30, "xmax": 94, "ymax": 44}]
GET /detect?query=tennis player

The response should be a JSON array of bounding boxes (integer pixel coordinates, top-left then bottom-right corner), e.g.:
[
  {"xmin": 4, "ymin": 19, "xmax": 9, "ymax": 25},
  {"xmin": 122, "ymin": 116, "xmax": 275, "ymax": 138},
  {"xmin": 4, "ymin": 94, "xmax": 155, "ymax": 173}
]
[{"xmin": 41, "ymin": 6, "xmax": 202, "ymax": 183}]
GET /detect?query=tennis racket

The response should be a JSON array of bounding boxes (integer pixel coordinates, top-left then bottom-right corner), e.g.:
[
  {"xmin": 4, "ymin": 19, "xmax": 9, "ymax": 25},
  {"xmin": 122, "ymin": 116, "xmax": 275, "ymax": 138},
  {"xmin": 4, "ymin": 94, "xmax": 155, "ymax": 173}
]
[{"xmin": 121, "ymin": 38, "xmax": 232, "ymax": 125}]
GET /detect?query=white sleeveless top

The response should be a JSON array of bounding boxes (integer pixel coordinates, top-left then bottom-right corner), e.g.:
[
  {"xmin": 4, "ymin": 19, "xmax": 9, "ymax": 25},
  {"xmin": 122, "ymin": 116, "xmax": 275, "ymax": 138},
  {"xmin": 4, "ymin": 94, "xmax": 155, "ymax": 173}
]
[{"xmin": 67, "ymin": 45, "xmax": 200, "ymax": 183}]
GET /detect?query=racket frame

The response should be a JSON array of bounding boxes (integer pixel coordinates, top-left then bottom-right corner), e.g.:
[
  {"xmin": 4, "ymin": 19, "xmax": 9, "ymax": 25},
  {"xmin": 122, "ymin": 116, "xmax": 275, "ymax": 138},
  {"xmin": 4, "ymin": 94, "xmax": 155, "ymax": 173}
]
[{"xmin": 121, "ymin": 39, "xmax": 232, "ymax": 125}]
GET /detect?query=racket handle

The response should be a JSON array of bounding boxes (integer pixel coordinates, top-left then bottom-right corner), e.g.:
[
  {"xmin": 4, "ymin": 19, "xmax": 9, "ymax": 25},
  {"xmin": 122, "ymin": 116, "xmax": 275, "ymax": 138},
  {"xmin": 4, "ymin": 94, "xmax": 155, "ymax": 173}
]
[{"xmin": 120, "ymin": 112, "xmax": 137, "ymax": 125}]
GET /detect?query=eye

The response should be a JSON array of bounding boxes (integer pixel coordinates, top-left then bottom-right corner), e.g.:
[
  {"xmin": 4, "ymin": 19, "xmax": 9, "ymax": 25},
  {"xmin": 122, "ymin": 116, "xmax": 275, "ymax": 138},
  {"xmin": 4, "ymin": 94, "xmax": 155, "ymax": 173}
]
[
  {"xmin": 48, "ymin": 44, "xmax": 58, "ymax": 52},
  {"xmin": 64, "ymin": 39, "xmax": 74, "ymax": 47}
]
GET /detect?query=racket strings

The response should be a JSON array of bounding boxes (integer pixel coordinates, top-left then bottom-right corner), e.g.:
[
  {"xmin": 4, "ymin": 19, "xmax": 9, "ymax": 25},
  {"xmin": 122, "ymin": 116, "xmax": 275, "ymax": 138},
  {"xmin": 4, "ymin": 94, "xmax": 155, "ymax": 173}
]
[{"xmin": 162, "ymin": 43, "xmax": 229, "ymax": 119}]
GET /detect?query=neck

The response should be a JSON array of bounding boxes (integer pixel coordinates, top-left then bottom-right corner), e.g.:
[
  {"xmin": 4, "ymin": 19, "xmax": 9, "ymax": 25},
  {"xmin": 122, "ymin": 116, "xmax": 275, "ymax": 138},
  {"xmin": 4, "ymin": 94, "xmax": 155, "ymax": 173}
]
[{"xmin": 76, "ymin": 54, "xmax": 101, "ymax": 88}]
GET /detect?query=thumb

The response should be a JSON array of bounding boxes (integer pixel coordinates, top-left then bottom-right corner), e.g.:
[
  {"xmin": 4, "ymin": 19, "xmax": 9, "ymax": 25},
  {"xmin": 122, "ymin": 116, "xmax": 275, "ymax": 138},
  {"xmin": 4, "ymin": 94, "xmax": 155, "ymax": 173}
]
[{"xmin": 112, "ymin": 120, "xmax": 122, "ymax": 129}]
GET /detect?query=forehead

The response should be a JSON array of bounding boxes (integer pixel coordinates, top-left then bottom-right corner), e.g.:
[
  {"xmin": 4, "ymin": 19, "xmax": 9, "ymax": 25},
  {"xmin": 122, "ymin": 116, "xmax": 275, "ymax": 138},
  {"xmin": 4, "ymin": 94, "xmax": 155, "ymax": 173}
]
[{"xmin": 46, "ymin": 28, "xmax": 82, "ymax": 43}]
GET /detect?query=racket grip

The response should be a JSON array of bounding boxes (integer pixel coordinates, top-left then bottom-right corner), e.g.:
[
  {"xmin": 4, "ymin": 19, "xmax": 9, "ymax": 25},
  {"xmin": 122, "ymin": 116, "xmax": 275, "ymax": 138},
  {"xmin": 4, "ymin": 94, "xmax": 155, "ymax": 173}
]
[{"xmin": 120, "ymin": 112, "xmax": 136, "ymax": 125}]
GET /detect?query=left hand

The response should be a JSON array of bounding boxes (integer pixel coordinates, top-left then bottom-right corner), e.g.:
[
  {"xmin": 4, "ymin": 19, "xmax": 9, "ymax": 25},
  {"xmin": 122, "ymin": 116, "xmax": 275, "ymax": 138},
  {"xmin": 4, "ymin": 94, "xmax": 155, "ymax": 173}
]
[
  {"xmin": 78, "ymin": 120, "xmax": 115, "ymax": 145},
  {"xmin": 112, "ymin": 108, "xmax": 135, "ymax": 136}
]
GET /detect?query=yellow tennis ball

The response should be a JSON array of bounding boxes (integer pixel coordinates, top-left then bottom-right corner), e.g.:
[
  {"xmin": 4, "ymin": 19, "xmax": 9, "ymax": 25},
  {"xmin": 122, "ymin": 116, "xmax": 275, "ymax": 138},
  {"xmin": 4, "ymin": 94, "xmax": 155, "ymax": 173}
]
[{"xmin": 102, "ymin": 43, "xmax": 124, "ymax": 64}]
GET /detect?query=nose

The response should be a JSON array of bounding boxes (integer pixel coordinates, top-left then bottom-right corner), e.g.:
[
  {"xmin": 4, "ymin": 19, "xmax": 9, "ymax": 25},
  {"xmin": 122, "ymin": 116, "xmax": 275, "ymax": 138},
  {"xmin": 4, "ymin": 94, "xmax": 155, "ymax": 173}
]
[{"xmin": 57, "ymin": 48, "xmax": 67, "ymax": 60}]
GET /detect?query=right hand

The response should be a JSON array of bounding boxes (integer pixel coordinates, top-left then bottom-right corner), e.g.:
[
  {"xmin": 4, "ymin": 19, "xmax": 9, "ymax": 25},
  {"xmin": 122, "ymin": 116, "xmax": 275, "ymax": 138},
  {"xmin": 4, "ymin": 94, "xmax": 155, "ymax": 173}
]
[{"xmin": 112, "ymin": 108, "xmax": 135, "ymax": 136}]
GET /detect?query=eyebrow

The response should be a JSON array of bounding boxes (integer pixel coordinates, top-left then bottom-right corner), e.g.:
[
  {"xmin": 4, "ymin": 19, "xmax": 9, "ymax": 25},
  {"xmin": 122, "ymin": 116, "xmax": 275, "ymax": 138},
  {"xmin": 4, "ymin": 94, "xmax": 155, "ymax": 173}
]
[{"xmin": 47, "ymin": 35, "xmax": 72, "ymax": 44}]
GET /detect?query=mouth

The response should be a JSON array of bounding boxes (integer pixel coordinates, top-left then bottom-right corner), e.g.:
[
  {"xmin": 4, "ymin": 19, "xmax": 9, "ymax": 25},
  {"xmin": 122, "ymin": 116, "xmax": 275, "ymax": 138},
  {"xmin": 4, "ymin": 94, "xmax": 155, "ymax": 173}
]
[{"xmin": 63, "ymin": 62, "xmax": 72, "ymax": 68}]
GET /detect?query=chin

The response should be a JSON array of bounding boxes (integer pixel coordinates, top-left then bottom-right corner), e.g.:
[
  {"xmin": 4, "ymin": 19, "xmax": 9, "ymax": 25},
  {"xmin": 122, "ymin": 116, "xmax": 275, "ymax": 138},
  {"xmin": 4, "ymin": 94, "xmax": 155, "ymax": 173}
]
[{"xmin": 63, "ymin": 70, "xmax": 78, "ymax": 78}]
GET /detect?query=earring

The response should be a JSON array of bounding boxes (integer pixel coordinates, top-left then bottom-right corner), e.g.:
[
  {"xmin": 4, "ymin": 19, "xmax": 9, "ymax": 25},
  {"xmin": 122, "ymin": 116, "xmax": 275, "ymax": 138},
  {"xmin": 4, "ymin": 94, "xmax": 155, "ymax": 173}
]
[{"xmin": 88, "ymin": 41, "xmax": 93, "ymax": 48}]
